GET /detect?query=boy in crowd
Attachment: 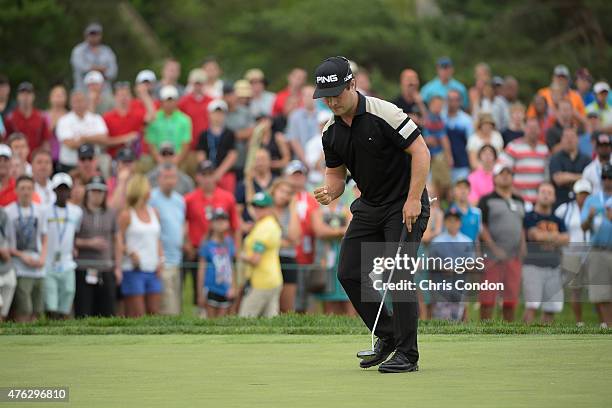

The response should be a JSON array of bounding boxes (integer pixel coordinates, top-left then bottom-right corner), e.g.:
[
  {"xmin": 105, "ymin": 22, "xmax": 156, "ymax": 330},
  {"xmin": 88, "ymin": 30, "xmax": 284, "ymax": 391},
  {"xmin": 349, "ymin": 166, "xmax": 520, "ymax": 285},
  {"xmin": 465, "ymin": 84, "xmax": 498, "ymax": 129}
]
[
  {"xmin": 6, "ymin": 175, "xmax": 48, "ymax": 322},
  {"xmin": 449, "ymin": 179, "xmax": 482, "ymax": 243},
  {"xmin": 44, "ymin": 173, "xmax": 83, "ymax": 319},
  {"xmin": 7, "ymin": 132, "xmax": 32, "ymax": 176},
  {"xmin": 522, "ymin": 182, "xmax": 569, "ymax": 323}
]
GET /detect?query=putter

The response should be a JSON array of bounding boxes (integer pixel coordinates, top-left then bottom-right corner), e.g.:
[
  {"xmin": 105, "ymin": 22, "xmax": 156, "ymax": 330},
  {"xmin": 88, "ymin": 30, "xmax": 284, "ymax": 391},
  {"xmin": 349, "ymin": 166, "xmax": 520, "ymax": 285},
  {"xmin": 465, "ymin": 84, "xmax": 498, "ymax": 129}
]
[{"xmin": 357, "ymin": 197, "xmax": 436, "ymax": 361}]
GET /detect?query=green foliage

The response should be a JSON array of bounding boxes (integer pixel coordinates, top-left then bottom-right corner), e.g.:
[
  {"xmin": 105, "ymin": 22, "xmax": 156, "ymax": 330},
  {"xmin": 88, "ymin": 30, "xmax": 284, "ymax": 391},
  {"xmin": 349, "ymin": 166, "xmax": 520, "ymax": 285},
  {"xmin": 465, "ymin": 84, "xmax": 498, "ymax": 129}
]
[{"xmin": 1, "ymin": 0, "xmax": 611, "ymax": 104}]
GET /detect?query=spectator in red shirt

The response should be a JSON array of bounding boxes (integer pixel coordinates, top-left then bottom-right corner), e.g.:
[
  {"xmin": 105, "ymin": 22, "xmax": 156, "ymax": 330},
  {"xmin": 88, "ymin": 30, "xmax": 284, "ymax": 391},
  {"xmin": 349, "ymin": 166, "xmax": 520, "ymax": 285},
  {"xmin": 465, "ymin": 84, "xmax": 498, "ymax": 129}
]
[
  {"xmin": 183, "ymin": 160, "xmax": 240, "ymax": 303},
  {"xmin": 0, "ymin": 144, "xmax": 16, "ymax": 206},
  {"xmin": 103, "ymin": 82, "xmax": 146, "ymax": 158},
  {"xmin": 179, "ymin": 69, "xmax": 213, "ymax": 143},
  {"xmin": 271, "ymin": 68, "xmax": 307, "ymax": 117},
  {"xmin": 4, "ymin": 82, "xmax": 50, "ymax": 159},
  {"xmin": 130, "ymin": 70, "xmax": 159, "ymax": 125}
]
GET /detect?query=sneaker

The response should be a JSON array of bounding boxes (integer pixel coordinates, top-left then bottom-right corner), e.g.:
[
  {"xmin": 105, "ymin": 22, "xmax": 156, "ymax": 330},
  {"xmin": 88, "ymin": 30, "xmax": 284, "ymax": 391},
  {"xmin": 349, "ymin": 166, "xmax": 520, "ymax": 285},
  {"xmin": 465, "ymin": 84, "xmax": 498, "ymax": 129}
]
[
  {"xmin": 378, "ymin": 350, "xmax": 419, "ymax": 373},
  {"xmin": 358, "ymin": 338, "xmax": 395, "ymax": 369}
]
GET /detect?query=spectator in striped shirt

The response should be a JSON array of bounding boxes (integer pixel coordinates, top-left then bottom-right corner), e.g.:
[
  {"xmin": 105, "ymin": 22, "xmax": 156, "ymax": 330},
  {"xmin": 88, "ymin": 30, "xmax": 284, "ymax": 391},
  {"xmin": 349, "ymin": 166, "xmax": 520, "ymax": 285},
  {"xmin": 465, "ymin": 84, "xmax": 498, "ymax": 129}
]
[{"xmin": 499, "ymin": 117, "xmax": 550, "ymax": 206}]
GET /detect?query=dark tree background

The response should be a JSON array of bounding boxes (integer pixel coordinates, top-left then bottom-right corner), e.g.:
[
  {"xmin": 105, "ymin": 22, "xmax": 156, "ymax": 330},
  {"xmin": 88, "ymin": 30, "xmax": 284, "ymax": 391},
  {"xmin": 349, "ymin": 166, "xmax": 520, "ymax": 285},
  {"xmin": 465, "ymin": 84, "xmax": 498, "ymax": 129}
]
[{"xmin": 1, "ymin": 0, "xmax": 611, "ymax": 104}]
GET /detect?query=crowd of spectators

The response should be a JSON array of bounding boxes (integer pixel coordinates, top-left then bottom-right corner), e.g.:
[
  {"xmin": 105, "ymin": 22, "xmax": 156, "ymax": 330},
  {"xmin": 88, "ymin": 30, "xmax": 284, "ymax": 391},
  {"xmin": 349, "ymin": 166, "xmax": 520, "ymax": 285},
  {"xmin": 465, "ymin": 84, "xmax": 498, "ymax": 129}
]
[{"xmin": 0, "ymin": 23, "xmax": 611, "ymax": 327}]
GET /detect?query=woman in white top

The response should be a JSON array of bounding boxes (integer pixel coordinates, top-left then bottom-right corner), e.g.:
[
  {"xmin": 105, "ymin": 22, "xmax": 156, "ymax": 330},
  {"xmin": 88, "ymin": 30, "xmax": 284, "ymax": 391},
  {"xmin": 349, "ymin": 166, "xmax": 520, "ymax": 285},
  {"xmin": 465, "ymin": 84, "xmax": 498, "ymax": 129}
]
[
  {"xmin": 554, "ymin": 178, "xmax": 592, "ymax": 326},
  {"xmin": 118, "ymin": 174, "xmax": 164, "ymax": 317},
  {"xmin": 467, "ymin": 112, "xmax": 504, "ymax": 170}
]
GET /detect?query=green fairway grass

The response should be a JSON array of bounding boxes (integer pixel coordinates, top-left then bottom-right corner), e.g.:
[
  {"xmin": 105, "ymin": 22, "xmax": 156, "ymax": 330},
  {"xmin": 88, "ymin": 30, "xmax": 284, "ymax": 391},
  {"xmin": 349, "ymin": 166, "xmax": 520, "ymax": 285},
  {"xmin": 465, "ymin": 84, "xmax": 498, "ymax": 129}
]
[{"xmin": 1, "ymin": 334, "xmax": 610, "ymax": 408}]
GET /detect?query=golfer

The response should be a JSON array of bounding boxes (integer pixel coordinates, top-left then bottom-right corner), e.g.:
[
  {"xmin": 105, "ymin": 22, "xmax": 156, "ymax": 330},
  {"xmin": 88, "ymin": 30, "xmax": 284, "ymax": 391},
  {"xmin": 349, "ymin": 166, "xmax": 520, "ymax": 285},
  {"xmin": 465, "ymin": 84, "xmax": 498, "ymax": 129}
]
[{"xmin": 313, "ymin": 56, "xmax": 430, "ymax": 373}]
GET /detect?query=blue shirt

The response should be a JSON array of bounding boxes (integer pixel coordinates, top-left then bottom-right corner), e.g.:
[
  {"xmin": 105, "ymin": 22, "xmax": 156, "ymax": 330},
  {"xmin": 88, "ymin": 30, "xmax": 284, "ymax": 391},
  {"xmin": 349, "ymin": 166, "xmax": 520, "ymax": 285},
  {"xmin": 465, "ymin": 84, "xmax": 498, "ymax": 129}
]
[
  {"xmin": 422, "ymin": 113, "xmax": 445, "ymax": 156},
  {"xmin": 149, "ymin": 188, "xmax": 185, "ymax": 266},
  {"xmin": 443, "ymin": 110, "xmax": 473, "ymax": 169},
  {"xmin": 578, "ymin": 132, "xmax": 593, "ymax": 158},
  {"xmin": 429, "ymin": 231, "xmax": 475, "ymax": 261},
  {"xmin": 285, "ymin": 108, "xmax": 319, "ymax": 148},
  {"xmin": 199, "ymin": 237, "xmax": 235, "ymax": 296},
  {"xmin": 581, "ymin": 192, "xmax": 612, "ymax": 247},
  {"xmin": 449, "ymin": 203, "xmax": 482, "ymax": 242},
  {"xmin": 421, "ymin": 77, "xmax": 469, "ymax": 108}
]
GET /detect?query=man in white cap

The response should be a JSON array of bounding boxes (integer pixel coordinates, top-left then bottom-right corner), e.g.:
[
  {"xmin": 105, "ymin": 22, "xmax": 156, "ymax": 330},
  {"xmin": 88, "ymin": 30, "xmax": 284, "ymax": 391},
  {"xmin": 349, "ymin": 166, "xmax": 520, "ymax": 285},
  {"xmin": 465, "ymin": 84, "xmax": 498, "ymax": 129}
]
[
  {"xmin": 555, "ymin": 178, "xmax": 592, "ymax": 326},
  {"xmin": 533, "ymin": 64, "xmax": 585, "ymax": 117},
  {"xmin": 84, "ymin": 70, "xmax": 114, "ymax": 114},
  {"xmin": 70, "ymin": 22, "xmax": 117, "ymax": 92},
  {"xmin": 145, "ymin": 85, "xmax": 192, "ymax": 167},
  {"xmin": 586, "ymin": 82, "xmax": 612, "ymax": 129},
  {"xmin": 43, "ymin": 173, "xmax": 82, "ymax": 319}
]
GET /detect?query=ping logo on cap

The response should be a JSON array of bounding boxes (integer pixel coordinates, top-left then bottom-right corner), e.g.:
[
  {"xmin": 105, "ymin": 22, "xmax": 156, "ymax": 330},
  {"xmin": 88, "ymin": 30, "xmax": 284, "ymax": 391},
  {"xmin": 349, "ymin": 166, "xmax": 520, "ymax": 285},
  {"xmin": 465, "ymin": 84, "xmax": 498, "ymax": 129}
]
[{"xmin": 317, "ymin": 74, "xmax": 338, "ymax": 84}]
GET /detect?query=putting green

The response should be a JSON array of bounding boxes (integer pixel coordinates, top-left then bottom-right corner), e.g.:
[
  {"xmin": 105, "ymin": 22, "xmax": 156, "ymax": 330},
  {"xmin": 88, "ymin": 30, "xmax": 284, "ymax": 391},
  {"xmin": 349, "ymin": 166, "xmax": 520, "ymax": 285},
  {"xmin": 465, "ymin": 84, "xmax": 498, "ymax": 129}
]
[{"xmin": 0, "ymin": 334, "xmax": 610, "ymax": 407}]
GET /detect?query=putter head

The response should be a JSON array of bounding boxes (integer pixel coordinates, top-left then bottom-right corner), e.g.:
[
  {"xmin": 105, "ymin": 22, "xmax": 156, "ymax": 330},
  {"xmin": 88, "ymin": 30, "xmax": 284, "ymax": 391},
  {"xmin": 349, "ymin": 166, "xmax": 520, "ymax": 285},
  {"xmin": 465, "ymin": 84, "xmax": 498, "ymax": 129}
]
[{"xmin": 356, "ymin": 349, "xmax": 377, "ymax": 360}]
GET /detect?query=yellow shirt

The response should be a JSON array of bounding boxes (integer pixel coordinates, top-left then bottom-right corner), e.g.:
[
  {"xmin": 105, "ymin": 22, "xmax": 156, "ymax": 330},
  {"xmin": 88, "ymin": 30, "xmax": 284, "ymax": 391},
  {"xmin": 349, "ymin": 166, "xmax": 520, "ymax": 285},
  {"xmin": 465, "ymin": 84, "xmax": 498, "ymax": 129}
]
[{"xmin": 244, "ymin": 215, "xmax": 283, "ymax": 289}]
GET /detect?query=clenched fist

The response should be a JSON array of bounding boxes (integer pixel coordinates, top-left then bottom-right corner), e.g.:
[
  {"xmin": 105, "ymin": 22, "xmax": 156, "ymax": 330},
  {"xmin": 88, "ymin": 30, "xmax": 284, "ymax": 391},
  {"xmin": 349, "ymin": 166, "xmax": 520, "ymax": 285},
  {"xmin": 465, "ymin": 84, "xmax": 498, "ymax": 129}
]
[{"xmin": 313, "ymin": 185, "xmax": 333, "ymax": 205}]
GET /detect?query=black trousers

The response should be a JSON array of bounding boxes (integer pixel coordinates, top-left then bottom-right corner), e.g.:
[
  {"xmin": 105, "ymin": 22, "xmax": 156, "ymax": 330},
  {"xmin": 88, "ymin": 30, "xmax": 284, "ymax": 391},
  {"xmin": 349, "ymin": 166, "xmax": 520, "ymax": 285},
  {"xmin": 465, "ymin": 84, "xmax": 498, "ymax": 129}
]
[
  {"xmin": 74, "ymin": 269, "xmax": 117, "ymax": 318},
  {"xmin": 337, "ymin": 192, "xmax": 429, "ymax": 363}
]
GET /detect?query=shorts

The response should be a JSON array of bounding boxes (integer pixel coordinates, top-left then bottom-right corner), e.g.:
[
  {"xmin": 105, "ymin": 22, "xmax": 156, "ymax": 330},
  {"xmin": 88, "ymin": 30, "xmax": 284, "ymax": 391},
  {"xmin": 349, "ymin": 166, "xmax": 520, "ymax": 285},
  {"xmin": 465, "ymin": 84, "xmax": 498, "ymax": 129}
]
[
  {"xmin": 522, "ymin": 264, "xmax": 564, "ymax": 313},
  {"xmin": 430, "ymin": 154, "xmax": 451, "ymax": 190},
  {"xmin": 206, "ymin": 290, "xmax": 232, "ymax": 309},
  {"xmin": 280, "ymin": 256, "xmax": 298, "ymax": 284},
  {"xmin": 120, "ymin": 270, "xmax": 163, "ymax": 297},
  {"xmin": 586, "ymin": 249, "xmax": 612, "ymax": 303},
  {"xmin": 44, "ymin": 268, "xmax": 76, "ymax": 315},
  {"xmin": 478, "ymin": 258, "xmax": 522, "ymax": 308},
  {"xmin": 238, "ymin": 285, "xmax": 282, "ymax": 317},
  {"xmin": 0, "ymin": 269, "xmax": 17, "ymax": 317},
  {"xmin": 561, "ymin": 253, "xmax": 587, "ymax": 289},
  {"xmin": 13, "ymin": 276, "xmax": 44, "ymax": 317}
]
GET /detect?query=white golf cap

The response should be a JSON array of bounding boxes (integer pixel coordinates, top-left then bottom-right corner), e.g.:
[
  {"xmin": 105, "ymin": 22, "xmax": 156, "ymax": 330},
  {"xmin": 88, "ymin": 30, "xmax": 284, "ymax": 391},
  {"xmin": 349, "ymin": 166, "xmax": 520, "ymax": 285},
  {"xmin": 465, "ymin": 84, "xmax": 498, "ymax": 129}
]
[
  {"xmin": 493, "ymin": 162, "xmax": 512, "ymax": 176},
  {"xmin": 207, "ymin": 99, "xmax": 228, "ymax": 113},
  {"xmin": 84, "ymin": 70, "xmax": 104, "ymax": 85},
  {"xmin": 51, "ymin": 172, "xmax": 73, "ymax": 189},
  {"xmin": 135, "ymin": 69, "xmax": 157, "ymax": 84},
  {"xmin": 285, "ymin": 160, "xmax": 308, "ymax": 175},
  {"xmin": 0, "ymin": 144, "xmax": 12, "ymax": 158},
  {"xmin": 553, "ymin": 64, "xmax": 570, "ymax": 77},
  {"xmin": 573, "ymin": 178, "xmax": 592, "ymax": 194},
  {"xmin": 593, "ymin": 81, "xmax": 610, "ymax": 94},
  {"xmin": 159, "ymin": 85, "xmax": 179, "ymax": 101}
]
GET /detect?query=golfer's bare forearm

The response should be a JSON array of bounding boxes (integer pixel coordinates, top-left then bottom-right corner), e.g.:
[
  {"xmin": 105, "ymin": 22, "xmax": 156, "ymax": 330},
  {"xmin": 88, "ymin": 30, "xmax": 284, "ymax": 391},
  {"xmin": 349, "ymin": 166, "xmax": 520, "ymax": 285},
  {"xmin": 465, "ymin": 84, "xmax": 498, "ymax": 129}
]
[
  {"xmin": 405, "ymin": 136, "xmax": 430, "ymax": 201},
  {"xmin": 324, "ymin": 166, "xmax": 347, "ymax": 200}
]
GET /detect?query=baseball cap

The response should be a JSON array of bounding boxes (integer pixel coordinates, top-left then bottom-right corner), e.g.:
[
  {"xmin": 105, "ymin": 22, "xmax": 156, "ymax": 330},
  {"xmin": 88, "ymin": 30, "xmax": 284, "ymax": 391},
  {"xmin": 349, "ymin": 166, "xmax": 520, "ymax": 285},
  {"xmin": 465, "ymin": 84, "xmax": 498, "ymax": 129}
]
[
  {"xmin": 437, "ymin": 56, "xmax": 453, "ymax": 68},
  {"xmin": 207, "ymin": 99, "xmax": 228, "ymax": 113},
  {"xmin": 245, "ymin": 68, "xmax": 265, "ymax": 82},
  {"xmin": 17, "ymin": 82, "xmax": 34, "ymax": 93},
  {"xmin": 250, "ymin": 191, "xmax": 273, "ymax": 208},
  {"xmin": 601, "ymin": 163, "xmax": 612, "ymax": 179},
  {"xmin": 117, "ymin": 147, "xmax": 136, "ymax": 162},
  {"xmin": 159, "ymin": 85, "xmax": 179, "ymax": 101},
  {"xmin": 587, "ymin": 111, "xmax": 600, "ymax": 119},
  {"xmin": 553, "ymin": 64, "xmax": 570, "ymax": 77},
  {"xmin": 85, "ymin": 22, "xmax": 102, "ymax": 34},
  {"xmin": 285, "ymin": 160, "xmax": 307, "ymax": 175},
  {"xmin": 210, "ymin": 207, "xmax": 229, "ymax": 221},
  {"xmin": 188, "ymin": 68, "xmax": 207, "ymax": 84},
  {"xmin": 313, "ymin": 56, "xmax": 353, "ymax": 99},
  {"xmin": 86, "ymin": 175, "xmax": 107, "ymax": 191},
  {"xmin": 84, "ymin": 70, "xmax": 104, "ymax": 85},
  {"xmin": 135, "ymin": 69, "xmax": 156, "ymax": 84},
  {"xmin": 492, "ymin": 76, "xmax": 504, "ymax": 87},
  {"xmin": 234, "ymin": 80, "xmax": 253, "ymax": 98},
  {"xmin": 196, "ymin": 160, "xmax": 215, "ymax": 174},
  {"xmin": 51, "ymin": 172, "xmax": 73, "ymax": 190},
  {"xmin": 493, "ymin": 162, "xmax": 512, "ymax": 176},
  {"xmin": 593, "ymin": 81, "xmax": 610, "ymax": 94},
  {"xmin": 78, "ymin": 143, "xmax": 95, "ymax": 160},
  {"xmin": 595, "ymin": 132, "xmax": 611, "ymax": 146},
  {"xmin": 0, "ymin": 144, "xmax": 12, "ymax": 158},
  {"xmin": 159, "ymin": 141, "xmax": 175, "ymax": 155},
  {"xmin": 444, "ymin": 207, "xmax": 462, "ymax": 220},
  {"xmin": 477, "ymin": 112, "xmax": 496, "ymax": 128},
  {"xmin": 573, "ymin": 178, "xmax": 592, "ymax": 195}
]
